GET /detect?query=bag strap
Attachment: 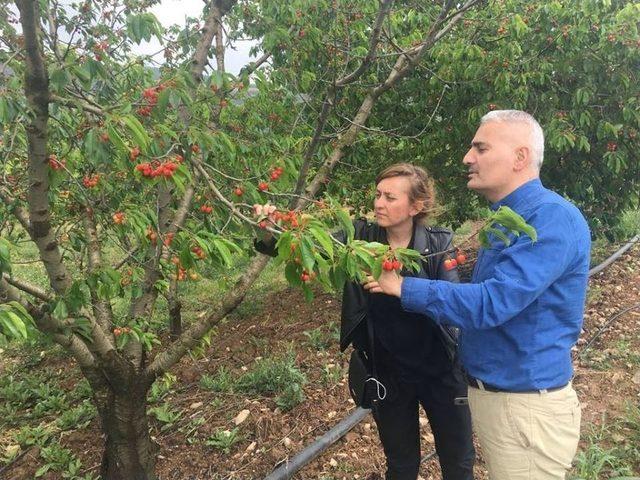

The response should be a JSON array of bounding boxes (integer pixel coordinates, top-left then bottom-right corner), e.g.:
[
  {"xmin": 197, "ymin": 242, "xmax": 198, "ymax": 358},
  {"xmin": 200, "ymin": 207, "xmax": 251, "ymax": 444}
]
[{"xmin": 366, "ymin": 313, "xmax": 376, "ymax": 378}]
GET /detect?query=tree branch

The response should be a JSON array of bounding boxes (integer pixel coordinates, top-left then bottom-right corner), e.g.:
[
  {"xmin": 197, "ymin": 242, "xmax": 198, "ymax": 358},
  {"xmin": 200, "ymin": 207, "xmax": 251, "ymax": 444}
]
[
  {"xmin": 0, "ymin": 189, "xmax": 31, "ymax": 232},
  {"xmin": 335, "ymin": 0, "xmax": 394, "ymax": 87},
  {"xmin": 191, "ymin": 0, "xmax": 238, "ymax": 80},
  {"xmin": 1, "ymin": 272, "xmax": 52, "ymax": 302},
  {"xmin": 83, "ymin": 207, "xmax": 114, "ymax": 331},
  {"xmin": 50, "ymin": 93, "xmax": 106, "ymax": 116},
  {"xmin": 298, "ymin": 0, "xmax": 476, "ymax": 208},
  {"xmin": 145, "ymin": 253, "xmax": 270, "ymax": 381}
]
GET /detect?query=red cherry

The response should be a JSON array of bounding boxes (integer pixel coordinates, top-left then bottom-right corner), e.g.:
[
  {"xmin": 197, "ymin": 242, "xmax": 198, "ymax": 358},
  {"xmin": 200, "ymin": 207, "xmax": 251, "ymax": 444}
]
[
  {"xmin": 456, "ymin": 253, "xmax": 466, "ymax": 265},
  {"xmin": 450, "ymin": 258, "xmax": 458, "ymax": 267},
  {"xmin": 382, "ymin": 260, "xmax": 393, "ymax": 271},
  {"xmin": 112, "ymin": 212, "xmax": 125, "ymax": 224},
  {"xmin": 443, "ymin": 259, "xmax": 454, "ymax": 271},
  {"xmin": 392, "ymin": 260, "xmax": 401, "ymax": 270},
  {"xmin": 234, "ymin": 187, "xmax": 244, "ymax": 196},
  {"xmin": 258, "ymin": 181, "xmax": 269, "ymax": 191}
]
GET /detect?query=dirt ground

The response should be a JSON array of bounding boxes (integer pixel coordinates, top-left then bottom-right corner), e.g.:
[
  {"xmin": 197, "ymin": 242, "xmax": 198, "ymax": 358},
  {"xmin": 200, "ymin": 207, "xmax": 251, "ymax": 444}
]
[{"xmin": 1, "ymin": 242, "xmax": 638, "ymax": 480}]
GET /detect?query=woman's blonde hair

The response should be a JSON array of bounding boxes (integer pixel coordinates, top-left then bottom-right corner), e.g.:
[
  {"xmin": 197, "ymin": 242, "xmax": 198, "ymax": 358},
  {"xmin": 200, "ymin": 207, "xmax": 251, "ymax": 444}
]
[{"xmin": 375, "ymin": 163, "xmax": 438, "ymax": 224}]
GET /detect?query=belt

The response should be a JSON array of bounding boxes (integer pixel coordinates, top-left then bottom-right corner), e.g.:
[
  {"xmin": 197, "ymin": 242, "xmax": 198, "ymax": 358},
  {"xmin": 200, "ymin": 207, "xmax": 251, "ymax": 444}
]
[{"xmin": 465, "ymin": 374, "xmax": 568, "ymax": 394}]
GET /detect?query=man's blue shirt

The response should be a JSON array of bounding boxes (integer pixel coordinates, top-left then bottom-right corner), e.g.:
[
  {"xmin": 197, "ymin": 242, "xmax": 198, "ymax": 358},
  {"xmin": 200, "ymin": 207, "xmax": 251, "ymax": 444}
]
[{"xmin": 400, "ymin": 179, "xmax": 591, "ymax": 391}]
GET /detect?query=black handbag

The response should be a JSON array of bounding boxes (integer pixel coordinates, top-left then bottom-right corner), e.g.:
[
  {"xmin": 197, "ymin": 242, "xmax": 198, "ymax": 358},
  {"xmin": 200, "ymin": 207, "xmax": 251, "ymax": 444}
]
[{"xmin": 347, "ymin": 317, "xmax": 386, "ymax": 409}]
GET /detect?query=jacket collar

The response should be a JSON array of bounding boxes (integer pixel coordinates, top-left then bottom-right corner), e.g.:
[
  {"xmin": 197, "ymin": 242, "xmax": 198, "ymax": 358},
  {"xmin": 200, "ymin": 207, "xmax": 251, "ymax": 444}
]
[{"xmin": 412, "ymin": 221, "xmax": 429, "ymax": 255}]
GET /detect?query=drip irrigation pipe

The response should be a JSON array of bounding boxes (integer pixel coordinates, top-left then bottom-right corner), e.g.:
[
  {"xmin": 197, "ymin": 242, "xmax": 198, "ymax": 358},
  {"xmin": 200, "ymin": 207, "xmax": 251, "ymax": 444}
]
[
  {"xmin": 579, "ymin": 302, "xmax": 640, "ymax": 357},
  {"xmin": 264, "ymin": 235, "xmax": 639, "ymax": 480},
  {"xmin": 263, "ymin": 407, "xmax": 369, "ymax": 480},
  {"xmin": 578, "ymin": 234, "xmax": 640, "ymax": 356},
  {"xmin": 588, "ymin": 235, "xmax": 639, "ymax": 276}
]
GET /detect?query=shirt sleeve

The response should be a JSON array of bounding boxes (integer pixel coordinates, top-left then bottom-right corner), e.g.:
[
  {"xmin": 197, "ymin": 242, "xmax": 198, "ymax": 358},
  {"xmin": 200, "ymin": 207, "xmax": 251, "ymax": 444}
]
[{"xmin": 400, "ymin": 203, "xmax": 578, "ymax": 330}]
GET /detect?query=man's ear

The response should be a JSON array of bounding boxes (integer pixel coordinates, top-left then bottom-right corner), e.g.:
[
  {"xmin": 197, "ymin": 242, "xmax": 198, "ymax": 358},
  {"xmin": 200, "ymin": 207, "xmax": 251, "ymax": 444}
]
[{"xmin": 514, "ymin": 146, "xmax": 532, "ymax": 172}]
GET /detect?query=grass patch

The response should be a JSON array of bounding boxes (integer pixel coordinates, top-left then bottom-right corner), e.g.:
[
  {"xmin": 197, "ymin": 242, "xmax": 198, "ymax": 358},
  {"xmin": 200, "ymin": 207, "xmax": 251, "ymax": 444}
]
[{"xmin": 236, "ymin": 353, "xmax": 307, "ymax": 411}]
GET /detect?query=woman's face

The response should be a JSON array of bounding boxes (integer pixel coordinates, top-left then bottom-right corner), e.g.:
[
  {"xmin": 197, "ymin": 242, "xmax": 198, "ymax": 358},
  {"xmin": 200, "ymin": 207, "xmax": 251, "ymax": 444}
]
[{"xmin": 374, "ymin": 176, "xmax": 421, "ymax": 229}]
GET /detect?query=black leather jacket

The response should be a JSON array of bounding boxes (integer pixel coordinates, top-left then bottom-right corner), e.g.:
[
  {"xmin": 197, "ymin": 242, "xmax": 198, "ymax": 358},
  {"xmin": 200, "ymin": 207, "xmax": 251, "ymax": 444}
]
[
  {"xmin": 254, "ymin": 218, "xmax": 460, "ymax": 361},
  {"xmin": 338, "ymin": 219, "xmax": 460, "ymax": 362}
]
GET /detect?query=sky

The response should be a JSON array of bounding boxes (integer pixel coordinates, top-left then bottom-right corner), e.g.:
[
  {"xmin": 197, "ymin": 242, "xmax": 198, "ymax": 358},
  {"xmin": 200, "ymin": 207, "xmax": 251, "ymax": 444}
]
[
  {"xmin": 146, "ymin": 0, "xmax": 258, "ymax": 75},
  {"xmin": 6, "ymin": 0, "xmax": 258, "ymax": 75}
]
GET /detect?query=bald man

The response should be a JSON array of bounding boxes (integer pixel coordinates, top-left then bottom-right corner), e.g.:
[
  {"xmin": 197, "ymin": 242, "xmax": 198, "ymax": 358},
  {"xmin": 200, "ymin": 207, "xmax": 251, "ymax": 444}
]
[{"xmin": 365, "ymin": 110, "xmax": 591, "ymax": 480}]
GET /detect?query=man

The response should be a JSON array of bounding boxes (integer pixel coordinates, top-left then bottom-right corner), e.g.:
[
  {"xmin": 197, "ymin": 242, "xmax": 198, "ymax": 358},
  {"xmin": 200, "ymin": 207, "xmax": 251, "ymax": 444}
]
[{"xmin": 364, "ymin": 110, "xmax": 591, "ymax": 480}]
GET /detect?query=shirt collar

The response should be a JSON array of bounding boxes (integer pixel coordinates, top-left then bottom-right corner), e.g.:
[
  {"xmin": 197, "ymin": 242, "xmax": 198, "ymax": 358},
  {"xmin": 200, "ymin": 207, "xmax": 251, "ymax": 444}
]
[{"xmin": 491, "ymin": 178, "xmax": 543, "ymax": 211}]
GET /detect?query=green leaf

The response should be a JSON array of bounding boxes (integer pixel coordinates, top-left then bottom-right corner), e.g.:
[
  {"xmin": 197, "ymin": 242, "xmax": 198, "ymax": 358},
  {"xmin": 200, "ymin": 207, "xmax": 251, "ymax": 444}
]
[
  {"xmin": 0, "ymin": 238, "xmax": 12, "ymax": 274},
  {"xmin": 299, "ymin": 237, "xmax": 316, "ymax": 273},
  {"xmin": 5, "ymin": 310, "xmax": 27, "ymax": 338},
  {"xmin": 335, "ymin": 209, "xmax": 354, "ymax": 243},
  {"xmin": 122, "ymin": 115, "xmax": 150, "ymax": 151},
  {"xmin": 51, "ymin": 299, "xmax": 68, "ymax": 320},
  {"xmin": 212, "ymin": 239, "xmax": 233, "ymax": 267},
  {"xmin": 276, "ymin": 231, "xmax": 293, "ymax": 261},
  {"xmin": 285, "ymin": 261, "xmax": 302, "ymax": 287},
  {"xmin": 485, "ymin": 227, "xmax": 511, "ymax": 246},
  {"xmin": 308, "ymin": 226, "xmax": 334, "ymax": 259},
  {"xmin": 371, "ymin": 258, "xmax": 383, "ymax": 280},
  {"xmin": 106, "ymin": 123, "xmax": 128, "ymax": 155}
]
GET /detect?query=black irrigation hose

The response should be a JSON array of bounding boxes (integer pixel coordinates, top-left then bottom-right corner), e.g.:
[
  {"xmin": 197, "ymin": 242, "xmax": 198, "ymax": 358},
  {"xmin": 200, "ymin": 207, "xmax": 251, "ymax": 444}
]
[
  {"xmin": 579, "ymin": 302, "xmax": 640, "ymax": 357},
  {"xmin": 264, "ymin": 235, "xmax": 640, "ymax": 480},
  {"xmin": 263, "ymin": 407, "xmax": 370, "ymax": 480},
  {"xmin": 578, "ymin": 234, "xmax": 640, "ymax": 357},
  {"xmin": 588, "ymin": 235, "xmax": 639, "ymax": 276}
]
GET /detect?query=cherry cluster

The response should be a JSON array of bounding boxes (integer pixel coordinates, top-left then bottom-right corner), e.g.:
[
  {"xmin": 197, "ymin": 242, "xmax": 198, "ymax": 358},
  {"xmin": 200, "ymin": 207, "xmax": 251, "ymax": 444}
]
[
  {"xmin": 135, "ymin": 160, "xmax": 179, "ymax": 178},
  {"xmin": 112, "ymin": 212, "xmax": 125, "ymax": 224},
  {"xmin": 136, "ymin": 84, "xmax": 166, "ymax": 117},
  {"xmin": 382, "ymin": 257, "xmax": 402, "ymax": 271},
  {"xmin": 82, "ymin": 174, "xmax": 100, "ymax": 188},
  {"xmin": 443, "ymin": 252, "xmax": 467, "ymax": 271},
  {"xmin": 48, "ymin": 154, "xmax": 65, "ymax": 170}
]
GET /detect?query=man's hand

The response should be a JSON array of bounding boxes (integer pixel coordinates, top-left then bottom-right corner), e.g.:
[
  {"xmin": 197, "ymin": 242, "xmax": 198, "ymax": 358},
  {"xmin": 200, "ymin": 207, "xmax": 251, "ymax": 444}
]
[{"xmin": 363, "ymin": 269, "xmax": 403, "ymax": 298}]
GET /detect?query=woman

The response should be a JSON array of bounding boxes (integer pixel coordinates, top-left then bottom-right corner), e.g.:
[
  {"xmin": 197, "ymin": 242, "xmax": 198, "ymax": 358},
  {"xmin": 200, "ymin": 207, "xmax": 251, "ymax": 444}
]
[{"xmin": 257, "ymin": 163, "xmax": 475, "ymax": 479}]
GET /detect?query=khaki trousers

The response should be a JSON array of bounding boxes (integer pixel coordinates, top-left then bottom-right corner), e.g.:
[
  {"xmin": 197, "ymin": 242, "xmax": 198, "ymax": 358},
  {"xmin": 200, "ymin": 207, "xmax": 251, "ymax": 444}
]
[{"xmin": 468, "ymin": 383, "xmax": 581, "ymax": 480}]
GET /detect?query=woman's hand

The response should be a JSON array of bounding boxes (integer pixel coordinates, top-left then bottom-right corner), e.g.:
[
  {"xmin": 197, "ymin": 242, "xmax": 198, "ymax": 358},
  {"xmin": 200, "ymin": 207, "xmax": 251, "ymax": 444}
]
[
  {"xmin": 253, "ymin": 203, "xmax": 278, "ymax": 242},
  {"xmin": 363, "ymin": 269, "xmax": 403, "ymax": 298},
  {"xmin": 253, "ymin": 203, "xmax": 277, "ymax": 219}
]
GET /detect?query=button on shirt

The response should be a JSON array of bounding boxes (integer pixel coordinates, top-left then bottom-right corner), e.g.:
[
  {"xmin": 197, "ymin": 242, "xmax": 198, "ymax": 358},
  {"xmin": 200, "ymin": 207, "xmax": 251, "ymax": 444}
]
[{"xmin": 400, "ymin": 179, "xmax": 591, "ymax": 391}]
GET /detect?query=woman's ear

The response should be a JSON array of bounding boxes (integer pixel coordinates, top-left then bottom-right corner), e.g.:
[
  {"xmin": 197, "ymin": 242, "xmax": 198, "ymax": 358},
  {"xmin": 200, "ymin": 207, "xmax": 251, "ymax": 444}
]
[{"xmin": 410, "ymin": 200, "xmax": 424, "ymax": 217}]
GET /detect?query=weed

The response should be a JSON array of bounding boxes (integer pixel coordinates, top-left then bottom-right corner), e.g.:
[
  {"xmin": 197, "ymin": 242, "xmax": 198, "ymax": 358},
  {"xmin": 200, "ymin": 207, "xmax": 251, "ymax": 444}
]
[
  {"xmin": 13, "ymin": 423, "xmax": 55, "ymax": 447},
  {"xmin": 321, "ymin": 363, "xmax": 343, "ymax": 386},
  {"xmin": 303, "ymin": 326, "xmax": 332, "ymax": 351},
  {"xmin": 56, "ymin": 400, "xmax": 97, "ymax": 431},
  {"xmin": 148, "ymin": 402, "xmax": 182, "ymax": 431},
  {"xmin": 199, "ymin": 367, "xmax": 235, "ymax": 393},
  {"xmin": 205, "ymin": 427, "xmax": 242, "ymax": 453},
  {"xmin": 148, "ymin": 372, "xmax": 176, "ymax": 404},
  {"xmin": 570, "ymin": 422, "xmax": 634, "ymax": 480},
  {"xmin": 237, "ymin": 354, "xmax": 306, "ymax": 410}
]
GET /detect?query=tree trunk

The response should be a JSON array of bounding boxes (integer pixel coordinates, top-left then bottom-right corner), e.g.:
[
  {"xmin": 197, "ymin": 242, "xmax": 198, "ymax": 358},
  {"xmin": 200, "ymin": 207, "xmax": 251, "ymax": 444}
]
[
  {"xmin": 93, "ymin": 385, "xmax": 158, "ymax": 480},
  {"xmin": 168, "ymin": 293, "xmax": 182, "ymax": 340}
]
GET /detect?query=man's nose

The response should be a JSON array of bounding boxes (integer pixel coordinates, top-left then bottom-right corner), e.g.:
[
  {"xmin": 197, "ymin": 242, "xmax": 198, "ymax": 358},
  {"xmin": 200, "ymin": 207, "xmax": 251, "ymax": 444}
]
[{"xmin": 463, "ymin": 149, "xmax": 474, "ymax": 165}]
